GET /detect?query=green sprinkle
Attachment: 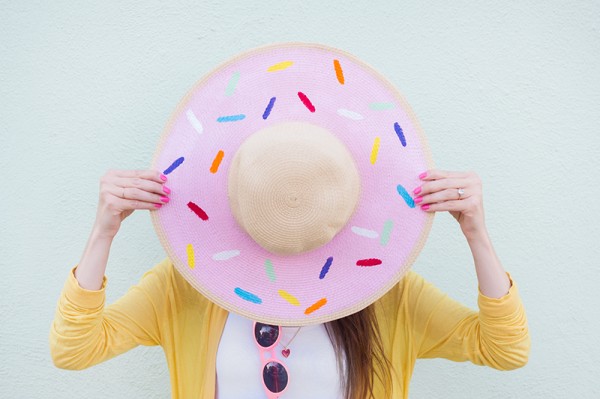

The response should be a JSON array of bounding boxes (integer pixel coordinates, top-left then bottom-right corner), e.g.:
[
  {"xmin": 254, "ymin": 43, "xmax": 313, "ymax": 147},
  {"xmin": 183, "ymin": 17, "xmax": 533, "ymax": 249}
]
[
  {"xmin": 380, "ymin": 219, "xmax": 394, "ymax": 246},
  {"xmin": 264, "ymin": 259, "xmax": 276, "ymax": 282},
  {"xmin": 369, "ymin": 102, "xmax": 395, "ymax": 110},
  {"xmin": 225, "ymin": 71, "xmax": 241, "ymax": 96}
]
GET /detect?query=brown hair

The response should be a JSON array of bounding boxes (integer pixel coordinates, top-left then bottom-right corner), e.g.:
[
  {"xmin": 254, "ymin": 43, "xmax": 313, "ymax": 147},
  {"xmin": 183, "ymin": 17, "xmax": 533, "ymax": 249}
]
[{"xmin": 325, "ymin": 304, "xmax": 394, "ymax": 399}]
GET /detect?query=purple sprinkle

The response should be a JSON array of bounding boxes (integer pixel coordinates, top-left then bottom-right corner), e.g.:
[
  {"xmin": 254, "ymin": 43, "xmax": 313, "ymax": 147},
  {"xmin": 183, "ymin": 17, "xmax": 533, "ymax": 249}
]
[
  {"xmin": 394, "ymin": 122, "xmax": 407, "ymax": 147},
  {"xmin": 319, "ymin": 257, "xmax": 333, "ymax": 279},
  {"xmin": 262, "ymin": 97, "xmax": 276, "ymax": 120},
  {"xmin": 163, "ymin": 157, "xmax": 184, "ymax": 175}
]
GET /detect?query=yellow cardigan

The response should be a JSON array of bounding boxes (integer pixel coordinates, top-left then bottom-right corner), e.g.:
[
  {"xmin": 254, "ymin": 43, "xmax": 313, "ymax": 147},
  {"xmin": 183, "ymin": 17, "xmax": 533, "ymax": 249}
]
[{"xmin": 49, "ymin": 258, "xmax": 530, "ymax": 398}]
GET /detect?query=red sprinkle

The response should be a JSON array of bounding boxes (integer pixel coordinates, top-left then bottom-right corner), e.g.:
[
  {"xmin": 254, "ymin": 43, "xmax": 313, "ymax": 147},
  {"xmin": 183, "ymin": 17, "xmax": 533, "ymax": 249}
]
[
  {"xmin": 187, "ymin": 201, "xmax": 208, "ymax": 221},
  {"xmin": 356, "ymin": 258, "xmax": 382, "ymax": 267},
  {"xmin": 298, "ymin": 91, "xmax": 315, "ymax": 112}
]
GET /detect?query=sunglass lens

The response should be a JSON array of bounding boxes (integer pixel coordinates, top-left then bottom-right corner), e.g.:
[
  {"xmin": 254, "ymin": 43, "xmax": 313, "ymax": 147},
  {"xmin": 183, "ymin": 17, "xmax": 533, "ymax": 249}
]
[
  {"xmin": 254, "ymin": 323, "xmax": 279, "ymax": 348},
  {"xmin": 263, "ymin": 361, "xmax": 288, "ymax": 393}
]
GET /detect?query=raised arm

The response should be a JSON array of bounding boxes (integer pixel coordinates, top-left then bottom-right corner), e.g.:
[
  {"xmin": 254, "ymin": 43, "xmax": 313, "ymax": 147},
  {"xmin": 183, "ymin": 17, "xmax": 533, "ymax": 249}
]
[{"xmin": 49, "ymin": 169, "xmax": 171, "ymax": 369}]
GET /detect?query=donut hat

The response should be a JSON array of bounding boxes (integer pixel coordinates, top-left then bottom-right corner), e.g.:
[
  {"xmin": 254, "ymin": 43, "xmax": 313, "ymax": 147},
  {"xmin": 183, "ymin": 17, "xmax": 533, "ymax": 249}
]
[{"xmin": 150, "ymin": 43, "xmax": 434, "ymax": 326}]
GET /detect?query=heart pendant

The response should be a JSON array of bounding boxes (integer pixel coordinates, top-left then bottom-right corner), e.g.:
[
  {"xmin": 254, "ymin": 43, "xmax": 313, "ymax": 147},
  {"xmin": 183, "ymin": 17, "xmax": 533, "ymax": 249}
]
[{"xmin": 281, "ymin": 349, "xmax": 291, "ymax": 358}]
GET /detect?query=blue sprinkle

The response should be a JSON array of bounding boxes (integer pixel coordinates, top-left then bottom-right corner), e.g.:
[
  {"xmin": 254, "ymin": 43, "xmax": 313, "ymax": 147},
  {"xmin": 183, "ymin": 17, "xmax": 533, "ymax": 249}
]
[
  {"xmin": 163, "ymin": 157, "xmax": 184, "ymax": 175},
  {"xmin": 397, "ymin": 184, "xmax": 415, "ymax": 208},
  {"xmin": 394, "ymin": 122, "xmax": 407, "ymax": 147},
  {"xmin": 262, "ymin": 97, "xmax": 276, "ymax": 120},
  {"xmin": 234, "ymin": 287, "xmax": 262, "ymax": 304},
  {"xmin": 217, "ymin": 114, "xmax": 246, "ymax": 123},
  {"xmin": 319, "ymin": 256, "xmax": 333, "ymax": 280}
]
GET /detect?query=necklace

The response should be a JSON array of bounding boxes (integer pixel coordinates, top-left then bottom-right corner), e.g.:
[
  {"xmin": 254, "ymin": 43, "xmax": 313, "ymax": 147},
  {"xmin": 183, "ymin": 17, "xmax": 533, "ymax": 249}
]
[{"xmin": 280, "ymin": 326, "xmax": 302, "ymax": 358}]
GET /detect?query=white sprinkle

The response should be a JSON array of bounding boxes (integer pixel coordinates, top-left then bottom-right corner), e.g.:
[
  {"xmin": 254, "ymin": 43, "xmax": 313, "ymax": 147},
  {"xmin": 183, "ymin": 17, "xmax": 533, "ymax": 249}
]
[
  {"xmin": 186, "ymin": 109, "xmax": 204, "ymax": 135},
  {"xmin": 351, "ymin": 226, "xmax": 379, "ymax": 239},
  {"xmin": 212, "ymin": 250, "xmax": 241, "ymax": 261},
  {"xmin": 337, "ymin": 108, "xmax": 364, "ymax": 120}
]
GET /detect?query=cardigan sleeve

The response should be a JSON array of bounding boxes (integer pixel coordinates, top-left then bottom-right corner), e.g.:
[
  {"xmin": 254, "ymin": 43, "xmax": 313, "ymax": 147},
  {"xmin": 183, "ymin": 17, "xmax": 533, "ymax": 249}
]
[
  {"xmin": 408, "ymin": 272, "xmax": 530, "ymax": 370},
  {"xmin": 49, "ymin": 258, "xmax": 171, "ymax": 370}
]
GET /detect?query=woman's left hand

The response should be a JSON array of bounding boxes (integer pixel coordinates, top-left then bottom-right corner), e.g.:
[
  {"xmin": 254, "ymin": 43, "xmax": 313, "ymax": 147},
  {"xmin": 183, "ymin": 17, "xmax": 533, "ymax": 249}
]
[{"xmin": 413, "ymin": 169, "xmax": 486, "ymax": 240}]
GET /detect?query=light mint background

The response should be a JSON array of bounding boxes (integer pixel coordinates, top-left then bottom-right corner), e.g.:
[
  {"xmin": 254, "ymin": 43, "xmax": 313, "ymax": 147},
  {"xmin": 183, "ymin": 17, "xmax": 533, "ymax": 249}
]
[{"xmin": 1, "ymin": 1, "xmax": 599, "ymax": 398}]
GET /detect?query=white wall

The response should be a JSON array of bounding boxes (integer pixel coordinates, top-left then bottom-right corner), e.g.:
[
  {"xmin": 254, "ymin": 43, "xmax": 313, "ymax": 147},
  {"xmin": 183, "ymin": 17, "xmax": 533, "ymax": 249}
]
[{"xmin": 1, "ymin": 1, "xmax": 599, "ymax": 398}]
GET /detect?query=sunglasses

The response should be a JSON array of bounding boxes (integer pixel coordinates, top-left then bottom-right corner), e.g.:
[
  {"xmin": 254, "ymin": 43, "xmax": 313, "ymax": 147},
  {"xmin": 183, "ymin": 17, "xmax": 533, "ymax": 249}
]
[{"xmin": 253, "ymin": 322, "xmax": 290, "ymax": 398}]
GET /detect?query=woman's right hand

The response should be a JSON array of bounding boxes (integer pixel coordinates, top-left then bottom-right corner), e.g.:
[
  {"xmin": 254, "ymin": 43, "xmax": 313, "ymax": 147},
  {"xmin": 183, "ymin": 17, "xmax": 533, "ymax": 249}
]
[{"xmin": 94, "ymin": 169, "xmax": 171, "ymax": 238}]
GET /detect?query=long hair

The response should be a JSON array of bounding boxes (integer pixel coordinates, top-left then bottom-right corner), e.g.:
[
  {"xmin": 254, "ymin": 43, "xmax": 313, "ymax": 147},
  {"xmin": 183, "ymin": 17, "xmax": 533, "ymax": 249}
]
[{"xmin": 325, "ymin": 304, "xmax": 394, "ymax": 399}]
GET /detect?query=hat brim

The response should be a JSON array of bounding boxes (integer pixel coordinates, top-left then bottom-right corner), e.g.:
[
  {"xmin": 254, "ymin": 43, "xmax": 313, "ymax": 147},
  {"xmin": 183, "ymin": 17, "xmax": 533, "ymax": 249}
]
[{"xmin": 150, "ymin": 42, "xmax": 434, "ymax": 326}]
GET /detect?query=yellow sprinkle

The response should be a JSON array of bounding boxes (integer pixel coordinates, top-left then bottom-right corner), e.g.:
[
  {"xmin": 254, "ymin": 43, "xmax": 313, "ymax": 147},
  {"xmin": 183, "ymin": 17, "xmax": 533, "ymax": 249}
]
[
  {"xmin": 267, "ymin": 61, "xmax": 294, "ymax": 72},
  {"xmin": 278, "ymin": 289, "xmax": 300, "ymax": 306},
  {"xmin": 187, "ymin": 244, "xmax": 195, "ymax": 269},
  {"xmin": 370, "ymin": 137, "xmax": 381, "ymax": 165}
]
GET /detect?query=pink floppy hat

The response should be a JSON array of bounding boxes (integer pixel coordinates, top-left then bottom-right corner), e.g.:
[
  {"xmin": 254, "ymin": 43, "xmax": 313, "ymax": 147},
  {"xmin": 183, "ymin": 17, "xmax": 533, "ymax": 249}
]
[{"xmin": 150, "ymin": 42, "xmax": 434, "ymax": 326}]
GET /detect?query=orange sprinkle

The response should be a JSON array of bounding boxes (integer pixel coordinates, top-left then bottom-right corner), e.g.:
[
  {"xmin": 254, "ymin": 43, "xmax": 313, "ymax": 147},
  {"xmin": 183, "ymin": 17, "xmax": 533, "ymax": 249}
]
[
  {"xmin": 210, "ymin": 150, "xmax": 224, "ymax": 173},
  {"xmin": 304, "ymin": 298, "xmax": 327, "ymax": 315},
  {"xmin": 333, "ymin": 59, "xmax": 344, "ymax": 85}
]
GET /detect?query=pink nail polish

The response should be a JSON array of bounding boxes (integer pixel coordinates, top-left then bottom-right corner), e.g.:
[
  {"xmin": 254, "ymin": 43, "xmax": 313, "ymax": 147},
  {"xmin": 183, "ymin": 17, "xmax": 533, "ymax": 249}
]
[
  {"xmin": 413, "ymin": 186, "xmax": 422, "ymax": 195},
  {"xmin": 419, "ymin": 172, "xmax": 428, "ymax": 179},
  {"xmin": 160, "ymin": 174, "xmax": 168, "ymax": 181},
  {"xmin": 160, "ymin": 196, "xmax": 170, "ymax": 203},
  {"xmin": 414, "ymin": 196, "xmax": 423, "ymax": 204},
  {"xmin": 154, "ymin": 203, "xmax": 163, "ymax": 209},
  {"xmin": 163, "ymin": 185, "xmax": 171, "ymax": 194},
  {"xmin": 421, "ymin": 204, "xmax": 430, "ymax": 211}
]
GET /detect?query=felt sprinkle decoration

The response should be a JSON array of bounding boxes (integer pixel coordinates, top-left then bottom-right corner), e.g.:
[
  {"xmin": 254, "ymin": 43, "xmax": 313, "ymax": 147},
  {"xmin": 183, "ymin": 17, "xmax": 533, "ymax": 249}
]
[
  {"xmin": 210, "ymin": 150, "xmax": 224, "ymax": 174},
  {"xmin": 380, "ymin": 220, "xmax": 394, "ymax": 246},
  {"xmin": 337, "ymin": 108, "xmax": 364, "ymax": 120},
  {"xmin": 333, "ymin": 59, "xmax": 345, "ymax": 84},
  {"xmin": 187, "ymin": 201, "xmax": 209, "ymax": 221},
  {"xmin": 225, "ymin": 71, "xmax": 241, "ymax": 96},
  {"xmin": 235, "ymin": 287, "xmax": 262, "ymax": 304},
  {"xmin": 267, "ymin": 61, "xmax": 294, "ymax": 72},
  {"xmin": 298, "ymin": 92, "xmax": 316, "ymax": 112},
  {"xmin": 319, "ymin": 257, "xmax": 333, "ymax": 279},
  {"xmin": 278, "ymin": 289, "xmax": 300, "ymax": 306},
  {"xmin": 187, "ymin": 244, "xmax": 195, "ymax": 269},
  {"xmin": 185, "ymin": 109, "xmax": 203, "ymax": 135},
  {"xmin": 394, "ymin": 122, "xmax": 407, "ymax": 147},
  {"xmin": 369, "ymin": 102, "xmax": 395, "ymax": 110},
  {"xmin": 217, "ymin": 114, "xmax": 246, "ymax": 123},
  {"xmin": 356, "ymin": 258, "xmax": 382, "ymax": 267},
  {"xmin": 396, "ymin": 184, "xmax": 415, "ymax": 208},
  {"xmin": 305, "ymin": 298, "xmax": 327, "ymax": 315},
  {"xmin": 370, "ymin": 137, "xmax": 381, "ymax": 165},
  {"xmin": 212, "ymin": 250, "xmax": 241, "ymax": 261},
  {"xmin": 262, "ymin": 97, "xmax": 276, "ymax": 120},
  {"xmin": 264, "ymin": 259, "xmax": 276, "ymax": 282},
  {"xmin": 163, "ymin": 157, "xmax": 184, "ymax": 175},
  {"xmin": 351, "ymin": 226, "xmax": 379, "ymax": 239}
]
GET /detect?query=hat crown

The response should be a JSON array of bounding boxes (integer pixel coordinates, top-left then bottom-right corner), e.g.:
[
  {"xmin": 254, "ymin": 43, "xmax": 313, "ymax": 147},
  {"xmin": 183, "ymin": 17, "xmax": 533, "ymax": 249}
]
[{"xmin": 228, "ymin": 121, "xmax": 361, "ymax": 255}]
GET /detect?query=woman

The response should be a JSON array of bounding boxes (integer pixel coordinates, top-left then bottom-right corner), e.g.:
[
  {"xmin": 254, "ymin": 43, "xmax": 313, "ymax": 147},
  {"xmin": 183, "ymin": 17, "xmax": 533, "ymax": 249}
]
[{"xmin": 49, "ymin": 167, "xmax": 530, "ymax": 399}]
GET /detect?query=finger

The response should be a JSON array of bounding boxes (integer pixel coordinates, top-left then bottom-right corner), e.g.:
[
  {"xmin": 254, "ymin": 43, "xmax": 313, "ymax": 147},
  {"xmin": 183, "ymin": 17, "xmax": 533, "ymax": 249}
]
[
  {"xmin": 421, "ymin": 200, "xmax": 467, "ymax": 212},
  {"xmin": 109, "ymin": 185, "xmax": 170, "ymax": 205},
  {"xmin": 415, "ymin": 188, "xmax": 470, "ymax": 205},
  {"xmin": 416, "ymin": 178, "xmax": 468, "ymax": 196},
  {"xmin": 108, "ymin": 169, "xmax": 167, "ymax": 184},
  {"xmin": 113, "ymin": 196, "xmax": 164, "ymax": 211},
  {"xmin": 114, "ymin": 176, "xmax": 170, "ymax": 196},
  {"xmin": 419, "ymin": 169, "xmax": 470, "ymax": 181}
]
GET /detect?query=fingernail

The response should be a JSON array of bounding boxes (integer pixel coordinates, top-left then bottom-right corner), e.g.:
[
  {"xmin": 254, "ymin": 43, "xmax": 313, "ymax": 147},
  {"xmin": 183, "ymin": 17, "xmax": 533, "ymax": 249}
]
[
  {"xmin": 163, "ymin": 185, "xmax": 171, "ymax": 194},
  {"xmin": 154, "ymin": 203, "xmax": 163, "ymax": 209},
  {"xmin": 414, "ymin": 196, "xmax": 423, "ymax": 204},
  {"xmin": 413, "ymin": 186, "xmax": 422, "ymax": 195},
  {"xmin": 419, "ymin": 172, "xmax": 427, "ymax": 179},
  {"xmin": 160, "ymin": 196, "xmax": 170, "ymax": 203},
  {"xmin": 421, "ymin": 204, "xmax": 430, "ymax": 211},
  {"xmin": 160, "ymin": 174, "xmax": 168, "ymax": 181}
]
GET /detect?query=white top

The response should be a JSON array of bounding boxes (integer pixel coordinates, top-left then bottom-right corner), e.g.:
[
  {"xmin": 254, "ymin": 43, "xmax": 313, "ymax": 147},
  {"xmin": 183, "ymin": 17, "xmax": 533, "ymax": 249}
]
[{"xmin": 216, "ymin": 311, "xmax": 344, "ymax": 398}]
